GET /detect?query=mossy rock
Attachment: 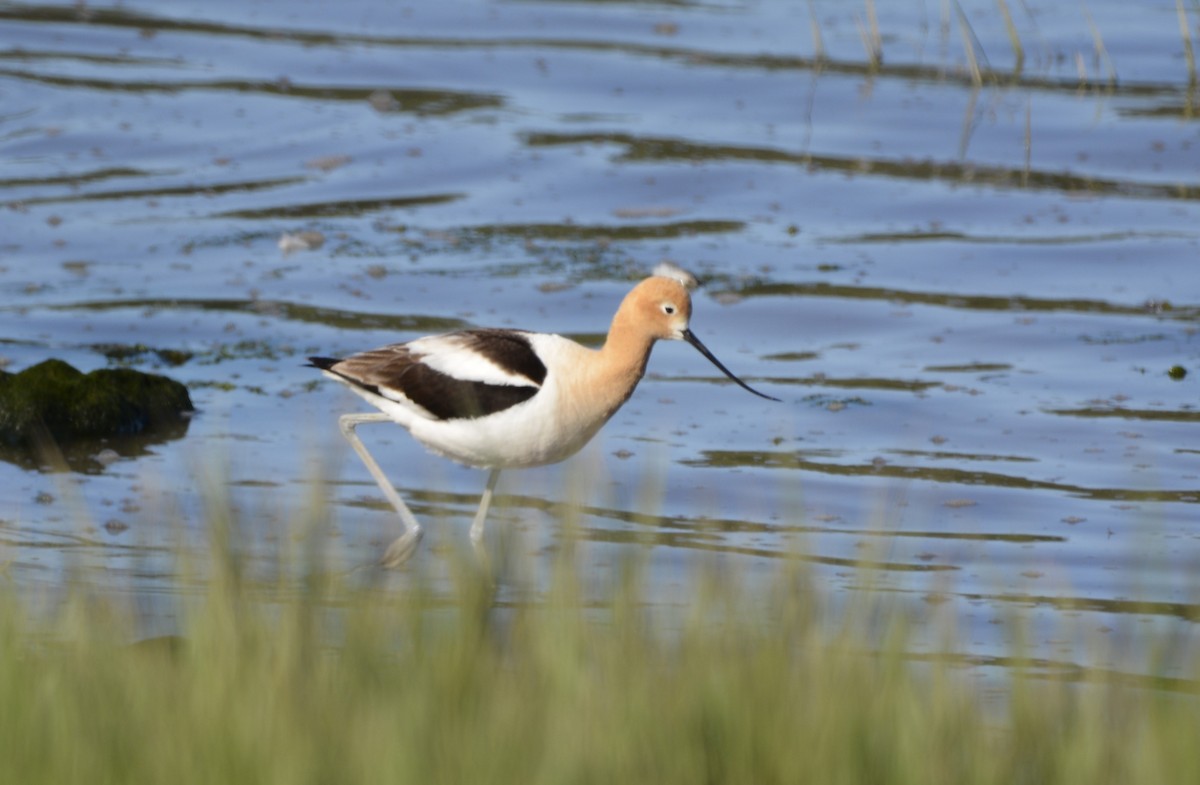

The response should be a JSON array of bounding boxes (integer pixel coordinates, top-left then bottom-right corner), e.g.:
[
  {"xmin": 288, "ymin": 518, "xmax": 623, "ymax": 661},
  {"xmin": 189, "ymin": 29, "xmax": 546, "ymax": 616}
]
[{"xmin": 0, "ymin": 359, "xmax": 194, "ymax": 448}]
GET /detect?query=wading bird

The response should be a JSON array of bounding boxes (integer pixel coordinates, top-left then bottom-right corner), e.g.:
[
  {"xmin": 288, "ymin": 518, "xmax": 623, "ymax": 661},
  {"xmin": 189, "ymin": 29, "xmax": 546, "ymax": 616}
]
[{"xmin": 309, "ymin": 264, "xmax": 778, "ymax": 565}]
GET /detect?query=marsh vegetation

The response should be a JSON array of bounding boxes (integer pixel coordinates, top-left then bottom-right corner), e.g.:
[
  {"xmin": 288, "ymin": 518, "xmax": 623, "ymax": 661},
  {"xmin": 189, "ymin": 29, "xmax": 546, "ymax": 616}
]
[{"xmin": 3, "ymin": 494, "xmax": 1199, "ymax": 785}]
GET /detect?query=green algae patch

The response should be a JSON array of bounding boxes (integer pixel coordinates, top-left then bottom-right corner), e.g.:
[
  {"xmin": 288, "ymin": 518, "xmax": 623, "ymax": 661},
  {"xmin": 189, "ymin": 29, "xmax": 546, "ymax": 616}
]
[{"xmin": 0, "ymin": 359, "xmax": 193, "ymax": 448}]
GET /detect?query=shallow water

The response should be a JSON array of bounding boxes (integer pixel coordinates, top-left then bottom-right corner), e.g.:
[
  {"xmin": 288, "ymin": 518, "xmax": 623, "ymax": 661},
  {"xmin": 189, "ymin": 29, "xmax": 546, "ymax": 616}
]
[{"xmin": 1, "ymin": 0, "xmax": 1198, "ymax": 677}]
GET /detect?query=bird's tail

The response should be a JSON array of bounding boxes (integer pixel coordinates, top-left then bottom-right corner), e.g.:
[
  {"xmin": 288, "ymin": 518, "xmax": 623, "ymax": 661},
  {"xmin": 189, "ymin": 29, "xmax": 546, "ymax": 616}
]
[{"xmin": 306, "ymin": 356, "xmax": 342, "ymax": 371}]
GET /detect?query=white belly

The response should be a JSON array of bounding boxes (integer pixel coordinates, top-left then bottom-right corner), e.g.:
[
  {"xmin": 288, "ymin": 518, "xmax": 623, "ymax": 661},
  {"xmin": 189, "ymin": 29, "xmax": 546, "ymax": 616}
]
[
  {"xmin": 336, "ymin": 333, "xmax": 630, "ymax": 470},
  {"xmin": 407, "ymin": 380, "xmax": 601, "ymax": 468}
]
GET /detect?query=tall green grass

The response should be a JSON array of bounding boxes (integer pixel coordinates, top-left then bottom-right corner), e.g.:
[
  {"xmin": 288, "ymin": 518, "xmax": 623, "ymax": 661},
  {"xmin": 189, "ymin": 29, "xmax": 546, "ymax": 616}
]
[{"xmin": 2, "ymin": 502, "xmax": 1199, "ymax": 785}]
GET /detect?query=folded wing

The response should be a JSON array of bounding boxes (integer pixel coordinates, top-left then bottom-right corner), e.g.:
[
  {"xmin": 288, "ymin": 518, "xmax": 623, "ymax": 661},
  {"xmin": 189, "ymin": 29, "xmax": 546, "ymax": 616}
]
[{"xmin": 308, "ymin": 329, "xmax": 547, "ymax": 421}]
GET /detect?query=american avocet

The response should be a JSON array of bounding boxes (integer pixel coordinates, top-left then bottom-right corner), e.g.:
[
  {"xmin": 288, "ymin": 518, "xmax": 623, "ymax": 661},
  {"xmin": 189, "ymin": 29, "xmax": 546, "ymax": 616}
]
[{"xmin": 309, "ymin": 263, "xmax": 778, "ymax": 566}]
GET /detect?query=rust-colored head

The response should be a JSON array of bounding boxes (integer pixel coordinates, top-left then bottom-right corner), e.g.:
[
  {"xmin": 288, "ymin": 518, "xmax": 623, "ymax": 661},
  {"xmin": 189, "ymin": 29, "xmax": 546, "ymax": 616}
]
[
  {"xmin": 611, "ymin": 269, "xmax": 779, "ymax": 402},
  {"xmin": 619, "ymin": 276, "xmax": 694, "ymax": 341}
]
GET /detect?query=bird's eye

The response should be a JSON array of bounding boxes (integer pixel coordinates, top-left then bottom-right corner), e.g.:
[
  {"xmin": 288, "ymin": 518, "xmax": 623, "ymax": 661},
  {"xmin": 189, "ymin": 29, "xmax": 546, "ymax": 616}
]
[{"xmin": 662, "ymin": 304, "xmax": 676, "ymax": 315}]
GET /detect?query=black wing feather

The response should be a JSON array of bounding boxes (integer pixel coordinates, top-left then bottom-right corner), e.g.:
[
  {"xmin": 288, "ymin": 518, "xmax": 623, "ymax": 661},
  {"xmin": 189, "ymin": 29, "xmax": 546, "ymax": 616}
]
[{"xmin": 307, "ymin": 329, "xmax": 545, "ymax": 421}]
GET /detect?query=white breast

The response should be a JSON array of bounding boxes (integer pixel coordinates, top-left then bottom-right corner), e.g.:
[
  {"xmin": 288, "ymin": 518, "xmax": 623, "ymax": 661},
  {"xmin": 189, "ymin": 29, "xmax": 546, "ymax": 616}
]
[{"xmin": 406, "ymin": 334, "xmax": 607, "ymax": 468}]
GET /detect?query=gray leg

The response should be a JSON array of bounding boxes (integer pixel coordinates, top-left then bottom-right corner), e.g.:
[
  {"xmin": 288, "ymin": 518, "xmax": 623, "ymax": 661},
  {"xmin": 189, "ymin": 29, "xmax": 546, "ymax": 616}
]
[
  {"xmin": 338, "ymin": 412, "xmax": 423, "ymax": 567},
  {"xmin": 469, "ymin": 468, "xmax": 502, "ymax": 544}
]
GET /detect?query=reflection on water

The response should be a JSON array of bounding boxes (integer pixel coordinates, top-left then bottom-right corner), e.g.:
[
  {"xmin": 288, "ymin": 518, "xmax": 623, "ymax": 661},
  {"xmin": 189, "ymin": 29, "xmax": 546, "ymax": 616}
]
[
  {"xmin": 43, "ymin": 298, "xmax": 471, "ymax": 333},
  {"xmin": 686, "ymin": 449, "xmax": 1199, "ymax": 504},
  {"xmin": 0, "ymin": 0, "xmax": 1198, "ymax": 679},
  {"xmin": 722, "ymin": 280, "xmax": 1199, "ymax": 320},
  {"xmin": 1048, "ymin": 406, "xmax": 1200, "ymax": 423},
  {"xmin": 216, "ymin": 192, "xmax": 466, "ymax": 220},
  {"xmin": 525, "ymin": 130, "xmax": 1200, "ymax": 201},
  {"xmin": 0, "ymin": 418, "xmax": 192, "ymax": 473}
]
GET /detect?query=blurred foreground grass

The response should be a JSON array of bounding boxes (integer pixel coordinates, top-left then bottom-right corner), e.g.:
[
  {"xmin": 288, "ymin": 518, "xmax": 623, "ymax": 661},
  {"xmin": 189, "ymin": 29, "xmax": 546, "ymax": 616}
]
[{"xmin": 1, "ymin": 502, "xmax": 1199, "ymax": 785}]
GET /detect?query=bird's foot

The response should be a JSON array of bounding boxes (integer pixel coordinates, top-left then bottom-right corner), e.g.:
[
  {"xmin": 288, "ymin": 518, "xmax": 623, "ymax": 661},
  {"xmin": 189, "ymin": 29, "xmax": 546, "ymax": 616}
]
[{"xmin": 380, "ymin": 528, "xmax": 423, "ymax": 568}]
